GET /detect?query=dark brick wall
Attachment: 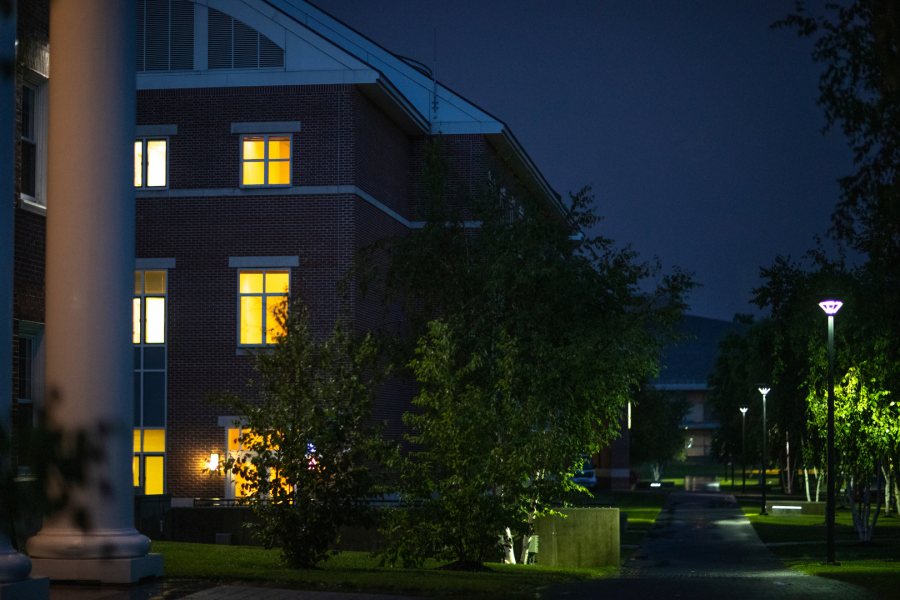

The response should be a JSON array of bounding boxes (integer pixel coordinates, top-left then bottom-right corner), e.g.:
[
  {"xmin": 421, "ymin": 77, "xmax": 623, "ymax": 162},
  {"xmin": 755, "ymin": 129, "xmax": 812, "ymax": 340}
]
[
  {"xmin": 138, "ymin": 85, "xmax": 355, "ymax": 189},
  {"xmin": 353, "ymin": 92, "xmax": 411, "ymax": 217},
  {"xmin": 137, "ymin": 192, "xmax": 356, "ymax": 498}
]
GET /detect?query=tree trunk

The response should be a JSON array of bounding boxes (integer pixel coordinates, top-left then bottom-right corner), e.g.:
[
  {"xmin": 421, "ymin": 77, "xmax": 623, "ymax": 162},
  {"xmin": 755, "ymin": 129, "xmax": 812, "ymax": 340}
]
[
  {"xmin": 782, "ymin": 432, "xmax": 794, "ymax": 494},
  {"xmin": 803, "ymin": 467, "xmax": 811, "ymax": 502},
  {"xmin": 815, "ymin": 467, "xmax": 823, "ymax": 503},
  {"xmin": 501, "ymin": 527, "xmax": 516, "ymax": 564}
]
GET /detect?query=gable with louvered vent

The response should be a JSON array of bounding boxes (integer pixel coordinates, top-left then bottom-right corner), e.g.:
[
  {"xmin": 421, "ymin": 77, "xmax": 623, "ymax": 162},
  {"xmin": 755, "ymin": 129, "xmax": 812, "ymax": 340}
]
[
  {"xmin": 137, "ymin": 0, "xmax": 194, "ymax": 72},
  {"xmin": 208, "ymin": 7, "xmax": 284, "ymax": 70}
]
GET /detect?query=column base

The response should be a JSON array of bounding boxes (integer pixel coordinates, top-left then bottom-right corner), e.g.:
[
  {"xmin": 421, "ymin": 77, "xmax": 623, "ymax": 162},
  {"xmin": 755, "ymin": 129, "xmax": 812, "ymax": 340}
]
[
  {"xmin": 0, "ymin": 578, "xmax": 50, "ymax": 600},
  {"xmin": 30, "ymin": 554, "xmax": 162, "ymax": 584}
]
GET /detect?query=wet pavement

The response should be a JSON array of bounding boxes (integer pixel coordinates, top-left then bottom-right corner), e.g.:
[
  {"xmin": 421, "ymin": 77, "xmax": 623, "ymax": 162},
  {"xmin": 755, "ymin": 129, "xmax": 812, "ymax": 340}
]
[{"xmin": 542, "ymin": 491, "xmax": 874, "ymax": 599}]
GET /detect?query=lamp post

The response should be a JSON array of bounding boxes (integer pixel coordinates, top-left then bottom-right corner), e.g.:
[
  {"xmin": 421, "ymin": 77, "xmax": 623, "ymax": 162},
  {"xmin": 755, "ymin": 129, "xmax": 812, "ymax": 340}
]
[
  {"xmin": 820, "ymin": 299, "xmax": 842, "ymax": 565},
  {"xmin": 759, "ymin": 387, "xmax": 770, "ymax": 515},
  {"xmin": 740, "ymin": 406, "xmax": 748, "ymax": 493}
]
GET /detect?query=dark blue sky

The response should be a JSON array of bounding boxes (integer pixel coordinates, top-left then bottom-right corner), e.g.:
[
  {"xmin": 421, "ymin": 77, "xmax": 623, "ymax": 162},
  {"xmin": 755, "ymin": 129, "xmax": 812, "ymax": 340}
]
[{"xmin": 317, "ymin": 0, "xmax": 853, "ymax": 320}]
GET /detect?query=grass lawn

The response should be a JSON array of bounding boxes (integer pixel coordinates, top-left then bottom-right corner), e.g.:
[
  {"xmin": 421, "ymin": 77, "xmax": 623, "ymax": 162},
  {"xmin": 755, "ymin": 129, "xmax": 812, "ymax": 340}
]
[
  {"xmin": 743, "ymin": 506, "xmax": 900, "ymax": 600},
  {"xmin": 588, "ymin": 489, "xmax": 668, "ymax": 547},
  {"xmin": 152, "ymin": 541, "xmax": 614, "ymax": 599}
]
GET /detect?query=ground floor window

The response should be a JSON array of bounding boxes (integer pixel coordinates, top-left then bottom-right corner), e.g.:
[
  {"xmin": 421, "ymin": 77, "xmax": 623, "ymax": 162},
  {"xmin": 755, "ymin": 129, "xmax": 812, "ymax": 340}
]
[{"xmin": 133, "ymin": 428, "xmax": 166, "ymax": 495}]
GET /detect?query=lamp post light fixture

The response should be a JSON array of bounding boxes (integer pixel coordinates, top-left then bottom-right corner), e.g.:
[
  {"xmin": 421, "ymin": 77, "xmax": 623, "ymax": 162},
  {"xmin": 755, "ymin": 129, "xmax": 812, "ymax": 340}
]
[
  {"xmin": 758, "ymin": 387, "xmax": 770, "ymax": 515},
  {"xmin": 740, "ymin": 406, "xmax": 749, "ymax": 493},
  {"xmin": 819, "ymin": 299, "xmax": 843, "ymax": 565}
]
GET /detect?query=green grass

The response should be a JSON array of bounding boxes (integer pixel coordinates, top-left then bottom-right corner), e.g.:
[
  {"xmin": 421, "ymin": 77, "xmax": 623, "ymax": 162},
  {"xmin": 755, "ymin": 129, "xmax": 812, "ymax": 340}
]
[
  {"xmin": 743, "ymin": 506, "xmax": 900, "ymax": 600},
  {"xmin": 588, "ymin": 489, "xmax": 668, "ymax": 547},
  {"xmin": 152, "ymin": 541, "xmax": 614, "ymax": 599}
]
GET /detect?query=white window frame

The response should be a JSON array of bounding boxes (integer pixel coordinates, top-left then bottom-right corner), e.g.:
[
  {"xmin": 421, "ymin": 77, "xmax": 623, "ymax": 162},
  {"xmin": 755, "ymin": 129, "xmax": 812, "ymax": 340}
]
[
  {"xmin": 134, "ymin": 137, "xmax": 169, "ymax": 189},
  {"xmin": 239, "ymin": 133, "xmax": 292, "ymax": 188},
  {"xmin": 19, "ymin": 77, "xmax": 48, "ymax": 210},
  {"xmin": 236, "ymin": 269, "xmax": 290, "ymax": 348}
]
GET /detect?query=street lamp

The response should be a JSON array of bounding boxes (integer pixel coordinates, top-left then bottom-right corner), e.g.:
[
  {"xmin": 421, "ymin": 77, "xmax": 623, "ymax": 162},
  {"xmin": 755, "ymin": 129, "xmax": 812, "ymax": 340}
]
[
  {"xmin": 759, "ymin": 387, "xmax": 770, "ymax": 515},
  {"xmin": 740, "ymin": 406, "xmax": 748, "ymax": 493},
  {"xmin": 819, "ymin": 299, "xmax": 842, "ymax": 565}
]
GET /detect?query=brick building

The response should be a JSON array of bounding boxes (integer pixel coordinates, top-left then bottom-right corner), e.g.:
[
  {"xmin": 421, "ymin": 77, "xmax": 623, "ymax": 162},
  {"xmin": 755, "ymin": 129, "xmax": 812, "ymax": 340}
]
[{"xmin": 10, "ymin": 0, "xmax": 563, "ymax": 506}]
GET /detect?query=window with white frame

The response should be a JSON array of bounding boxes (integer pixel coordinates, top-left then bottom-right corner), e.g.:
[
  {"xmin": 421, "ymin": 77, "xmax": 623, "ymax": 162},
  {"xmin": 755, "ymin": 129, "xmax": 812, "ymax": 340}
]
[
  {"xmin": 240, "ymin": 134, "xmax": 291, "ymax": 187},
  {"xmin": 134, "ymin": 138, "xmax": 168, "ymax": 188},
  {"xmin": 238, "ymin": 270, "xmax": 289, "ymax": 346},
  {"xmin": 20, "ymin": 80, "xmax": 48, "ymax": 207}
]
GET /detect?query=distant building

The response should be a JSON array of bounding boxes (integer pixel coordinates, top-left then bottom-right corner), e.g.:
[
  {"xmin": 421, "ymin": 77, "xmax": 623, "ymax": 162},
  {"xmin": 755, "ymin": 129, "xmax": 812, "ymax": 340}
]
[{"xmin": 651, "ymin": 315, "xmax": 747, "ymax": 459}]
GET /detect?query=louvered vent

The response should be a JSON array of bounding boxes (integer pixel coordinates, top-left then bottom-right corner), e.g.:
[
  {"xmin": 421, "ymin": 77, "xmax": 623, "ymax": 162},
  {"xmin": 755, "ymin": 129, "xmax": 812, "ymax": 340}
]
[
  {"xmin": 208, "ymin": 7, "xmax": 284, "ymax": 70},
  {"xmin": 137, "ymin": 0, "xmax": 194, "ymax": 72}
]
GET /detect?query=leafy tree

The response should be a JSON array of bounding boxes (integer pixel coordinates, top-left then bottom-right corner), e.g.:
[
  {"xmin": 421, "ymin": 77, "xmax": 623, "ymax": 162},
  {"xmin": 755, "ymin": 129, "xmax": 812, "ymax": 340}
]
[
  {"xmin": 807, "ymin": 364, "xmax": 896, "ymax": 541},
  {"xmin": 217, "ymin": 303, "xmax": 389, "ymax": 568},
  {"xmin": 375, "ymin": 139, "xmax": 693, "ymax": 568},
  {"xmin": 629, "ymin": 388, "xmax": 688, "ymax": 481}
]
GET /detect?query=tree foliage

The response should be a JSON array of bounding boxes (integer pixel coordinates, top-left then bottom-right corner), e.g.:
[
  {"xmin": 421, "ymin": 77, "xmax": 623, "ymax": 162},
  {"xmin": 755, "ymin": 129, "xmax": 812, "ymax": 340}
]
[
  {"xmin": 375, "ymin": 139, "xmax": 693, "ymax": 567},
  {"xmin": 217, "ymin": 304, "xmax": 389, "ymax": 568},
  {"xmin": 629, "ymin": 388, "xmax": 689, "ymax": 481}
]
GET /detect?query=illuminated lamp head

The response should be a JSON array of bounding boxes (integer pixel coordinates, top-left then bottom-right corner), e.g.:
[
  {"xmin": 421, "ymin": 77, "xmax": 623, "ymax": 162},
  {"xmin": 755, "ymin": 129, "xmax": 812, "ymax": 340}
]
[
  {"xmin": 818, "ymin": 300, "xmax": 843, "ymax": 316},
  {"xmin": 739, "ymin": 407, "xmax": 748, "ymax": 415},
  {"xmin": 758, "ymin": 387, "xmax": 770, "ymax": 398}
]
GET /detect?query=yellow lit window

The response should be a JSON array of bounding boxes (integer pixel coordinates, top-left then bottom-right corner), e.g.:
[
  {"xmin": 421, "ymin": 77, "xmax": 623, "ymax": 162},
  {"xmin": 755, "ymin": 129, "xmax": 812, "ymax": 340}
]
[
  {"xmin": 133, "ymin": 428, "xmax": 166, "ymax": 495},
  {"xmin": 241, "ymin": 134, "xmax": 291, "ymax": 186},
  {"xmin": 133, "ymin": 271, "xmax": 166, "ymax": 345},
  {"xmin": 134, "ymin": 138, "xmax": 168, "ymax": 188},
  {"xmin": 238, "ymin": 270, "xmax": 289, "ymax": 346}
]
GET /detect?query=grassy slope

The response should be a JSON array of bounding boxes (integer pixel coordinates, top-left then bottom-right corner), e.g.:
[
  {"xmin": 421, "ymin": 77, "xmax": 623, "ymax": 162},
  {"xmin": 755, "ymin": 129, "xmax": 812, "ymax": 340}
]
[{"xmin": 152, "ymin": 541, "xmax": 613, "ymax": 599}]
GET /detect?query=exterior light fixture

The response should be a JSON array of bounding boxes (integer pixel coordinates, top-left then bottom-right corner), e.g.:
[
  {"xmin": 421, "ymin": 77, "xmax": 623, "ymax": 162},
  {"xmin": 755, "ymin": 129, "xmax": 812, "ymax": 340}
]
[
  {"xmin": 739, "ymin": 407, "xmax": 749, "ymax": 493},
  {"xmin": 206, "ymin": 452, "xmax": 220, "ymax": 472},
  {"xmin": 758, "ymin": 387, "xmax": 770, "ymax": 515},
  {"xmin": 819, "ymin": 298, "xmax": 842, "ymax": 564}
]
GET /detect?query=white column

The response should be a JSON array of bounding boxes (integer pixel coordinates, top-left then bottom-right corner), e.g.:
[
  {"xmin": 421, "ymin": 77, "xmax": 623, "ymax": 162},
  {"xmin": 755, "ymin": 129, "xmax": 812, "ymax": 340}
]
[{"xmin": 25, "ymin": 0, "xmax": 161, "ymax": 583}]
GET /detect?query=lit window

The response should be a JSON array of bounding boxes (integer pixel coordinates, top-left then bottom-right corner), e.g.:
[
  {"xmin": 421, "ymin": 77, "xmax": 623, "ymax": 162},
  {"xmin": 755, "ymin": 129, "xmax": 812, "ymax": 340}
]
[
  {"xmin": 241, "ymin": 134, "xmax": 291, "ymax": 186},
  {"xmin": 238, "ymin": 270, "xmax": 289, "ymax": 345},
  {"xmin": 134, "ymin": 138, "xmax": 168, "ymax": 188},
  {"xmin": 133, "ymin": 428, "xmax": 166, "ymax": 495},
  {"xmin": 133, "ymin": 270, "xmax": 167, "ymax": 494}
]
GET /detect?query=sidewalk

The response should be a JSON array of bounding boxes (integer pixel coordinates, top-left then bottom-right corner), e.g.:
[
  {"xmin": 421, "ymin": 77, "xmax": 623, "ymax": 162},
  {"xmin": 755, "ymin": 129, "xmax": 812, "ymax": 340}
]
[{"xmin": 542, "ymin": 491, "xmax": 874, "ymax": 599}]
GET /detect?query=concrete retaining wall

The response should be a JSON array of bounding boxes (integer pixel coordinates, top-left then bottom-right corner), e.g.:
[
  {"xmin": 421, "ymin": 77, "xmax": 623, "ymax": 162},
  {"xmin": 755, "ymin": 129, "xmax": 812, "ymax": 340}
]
[{"xmin": 533, "ymin": 507, "xmax": 620, "ymax": 568}]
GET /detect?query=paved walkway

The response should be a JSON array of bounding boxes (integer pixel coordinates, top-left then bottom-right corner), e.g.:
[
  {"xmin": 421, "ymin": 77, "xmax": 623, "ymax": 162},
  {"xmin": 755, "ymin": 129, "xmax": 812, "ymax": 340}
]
[
  {"xmin": 542, "ymin": 491, "xmax": 874, "ymax": 599},
  {"xmin": 49, "ymin": 491, "xmax": 875, "ymax": 599}
]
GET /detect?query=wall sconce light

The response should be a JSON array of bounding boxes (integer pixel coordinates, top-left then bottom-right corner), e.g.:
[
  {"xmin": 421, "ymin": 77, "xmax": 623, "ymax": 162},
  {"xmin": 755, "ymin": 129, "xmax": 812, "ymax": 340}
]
[{"xmin": 206, "ymin": 452, "xmax": 220, "ymax": 472}]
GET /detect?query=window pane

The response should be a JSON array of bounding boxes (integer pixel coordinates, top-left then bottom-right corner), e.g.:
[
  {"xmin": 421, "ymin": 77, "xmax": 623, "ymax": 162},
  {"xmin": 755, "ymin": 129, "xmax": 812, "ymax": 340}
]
[
  {"xmin": 268, "ymin": 160, "xmax": 290, "ymax": 185},
  {"xmin": 227, "ymin": 428, "xmax": 242, "ymax": 451},
  {"xmin": 133, "ymin": 455, "xmax": 140, "ymax": 488},
  {"xmin": 146, "ymin": 140, "xmax": 167, "ymax": 187},
  {"xmin": 144, "ymin": 270, "xmax": 166, "ymax": 294},
  {"xmin": 143, "ymin": 429, "xmax": 166, "ymax": 452},
  {"xmin": 143, "ymin": 346, "xmax": 165, "ymax": 370},
  {"xmin": 266, "ymin": 295, "xmax": 287, "ymax": 344},
  {"xmin": 239, "ymin": 272, "xmax": 264, "ymax": 294},
  {"xmin": 132, "ymin": 298, "xmax": 142, "ymax": 344},
  {"xmin": 240, "ymin": 296, "xmax": 263, "ymax": 345},
  {"xmin": 143, "ymin": 372, "xmax": 166, "ymax": 426},
  {"xmin": 242, "ymin": 137, "xmax": 265, "ymax": 160},
  {"xmin": 145, "ymin": 297, "xmax": 165, "ymax": 344},
  {"xmin": 134, "ymin": 347, "xmax": 141, "ymax": 370},
  {"xmin": 134, "ymin": 271, "xmax": 143, "ymax": 294},
  {"xmin": 144, "ymin": 456, "xmax": 164, "ymax": 495},
  {"xmin": 133, "ymin": 373, "xmax": 141, "ymax": 424},
  {"xmin": 134, "ymin": 141, "xmax": 143, "ymax": 187},
  {"xmin": 268, "ymin": 137, "xmax": 290, "ymax": 160},
  {"xmin": 243, "ymin": 161, "xmax": 265, "ymax": 185},
  {"xmin": 133, "ymin": 429, "xmax": 142, "ymax": 452},
  {"xmin": 265, "ymin": 271, "xmax": 289, "ymax": 294}
]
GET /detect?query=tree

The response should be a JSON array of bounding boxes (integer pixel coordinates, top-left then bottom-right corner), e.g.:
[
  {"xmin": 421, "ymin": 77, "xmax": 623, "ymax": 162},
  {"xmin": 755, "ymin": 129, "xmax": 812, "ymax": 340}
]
[
  {"xmin": 374, "ymin": 139, "xmax": 693, "ymax": 568},
  {"xmin": 629, "ymin": 388, "xmax": 688, "ymax": 481},
  {"xmin": 217, "ymin": 303, "xmax": 389, "ymax": 568}
]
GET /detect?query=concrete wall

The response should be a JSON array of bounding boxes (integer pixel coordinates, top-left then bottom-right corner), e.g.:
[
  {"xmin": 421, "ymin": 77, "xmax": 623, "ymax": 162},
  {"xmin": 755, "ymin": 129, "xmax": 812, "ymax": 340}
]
[{"xmin": 533, "ymin": 507, "xmax": 620, "ymax": 568}]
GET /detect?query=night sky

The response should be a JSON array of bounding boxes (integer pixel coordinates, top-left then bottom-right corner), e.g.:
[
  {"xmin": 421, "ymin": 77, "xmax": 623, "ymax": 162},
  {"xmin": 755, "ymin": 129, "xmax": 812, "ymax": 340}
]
[{"xmin": 316, "ymin": 0, "xmax": 853, "ymax": 321}]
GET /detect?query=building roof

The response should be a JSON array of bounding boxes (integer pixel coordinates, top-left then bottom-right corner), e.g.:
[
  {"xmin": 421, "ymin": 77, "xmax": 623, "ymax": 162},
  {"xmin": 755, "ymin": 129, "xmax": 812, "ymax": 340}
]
[
  {"xmin": 652, "ymin": 315, "xmax": 747, "ymax": 391},
  {"xmin": 136, "ymin": 0, "xmax": 561, "ymax": 210}
]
